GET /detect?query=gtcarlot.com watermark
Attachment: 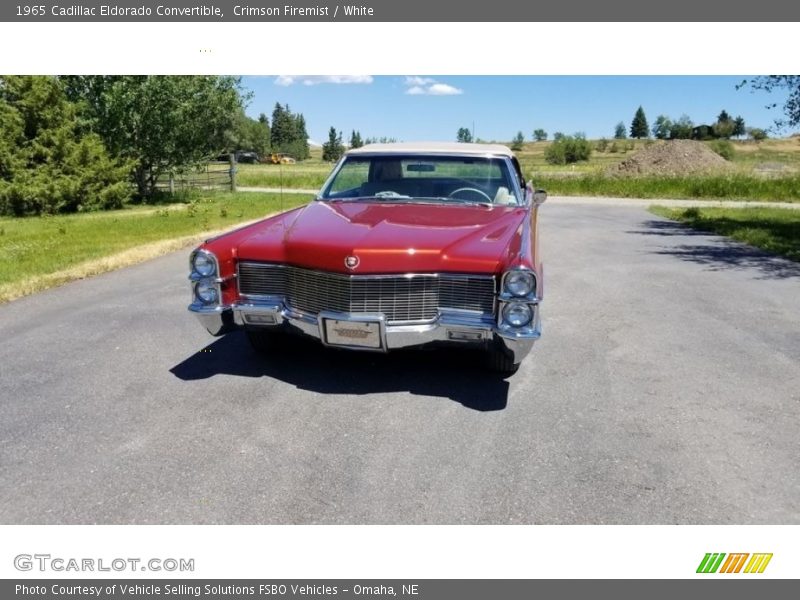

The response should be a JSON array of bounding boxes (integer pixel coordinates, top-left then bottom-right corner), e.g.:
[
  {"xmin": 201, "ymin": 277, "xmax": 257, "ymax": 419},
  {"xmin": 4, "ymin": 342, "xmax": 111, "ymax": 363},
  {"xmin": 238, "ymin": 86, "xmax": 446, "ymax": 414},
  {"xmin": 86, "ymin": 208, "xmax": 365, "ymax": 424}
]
[{"xmin": 14, "ymin": 554, "xmax": 195, "ymax": 573}]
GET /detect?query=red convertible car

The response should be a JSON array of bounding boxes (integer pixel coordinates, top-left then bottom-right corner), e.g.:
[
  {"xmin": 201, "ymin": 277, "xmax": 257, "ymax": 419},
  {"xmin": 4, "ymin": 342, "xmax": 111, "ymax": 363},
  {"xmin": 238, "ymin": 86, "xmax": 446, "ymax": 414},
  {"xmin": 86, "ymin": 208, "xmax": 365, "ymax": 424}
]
[{"xmin": 188, "ymin": 142, "xmax": 545, "ymax": 374}]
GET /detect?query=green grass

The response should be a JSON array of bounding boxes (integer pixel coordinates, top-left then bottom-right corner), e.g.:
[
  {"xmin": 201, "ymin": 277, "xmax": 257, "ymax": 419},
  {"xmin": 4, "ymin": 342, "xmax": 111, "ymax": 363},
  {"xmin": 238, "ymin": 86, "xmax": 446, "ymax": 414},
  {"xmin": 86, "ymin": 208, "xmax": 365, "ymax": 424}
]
[
  {"xmin": 532, "ymin": 173, "xmax": 800, "ymax": 202},
  {"xmin": 235, "ymin": 162, "xmax": 331, "ymax": 189},
  {"xmin": 650, "ymin": 206, "xmax": 800, "ymax": 262},
  {"xmin": 0, "ymin": 192, "xmax": 308, "ymax": 301}
]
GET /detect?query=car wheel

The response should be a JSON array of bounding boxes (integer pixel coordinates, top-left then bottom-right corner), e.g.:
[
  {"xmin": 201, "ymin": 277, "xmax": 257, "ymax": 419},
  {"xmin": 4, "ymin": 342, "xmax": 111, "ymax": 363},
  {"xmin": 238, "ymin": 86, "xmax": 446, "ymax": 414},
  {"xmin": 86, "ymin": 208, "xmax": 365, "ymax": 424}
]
[
  {"xmin": 246, "ymin": 329, "xmax": 279, "ymax": 354},
  {"xmin": 486, "ymin": 346, "xmax": 520, "ymax": 375}
]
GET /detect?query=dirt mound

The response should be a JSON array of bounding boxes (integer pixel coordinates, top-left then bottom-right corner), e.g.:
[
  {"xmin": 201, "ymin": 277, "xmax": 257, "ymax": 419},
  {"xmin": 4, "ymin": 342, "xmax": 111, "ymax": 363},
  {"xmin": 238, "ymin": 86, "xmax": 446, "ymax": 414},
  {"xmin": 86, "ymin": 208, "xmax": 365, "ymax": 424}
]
[{"xmin": 608, "ymin": 140, "xmax": 731, "ymax": 176}]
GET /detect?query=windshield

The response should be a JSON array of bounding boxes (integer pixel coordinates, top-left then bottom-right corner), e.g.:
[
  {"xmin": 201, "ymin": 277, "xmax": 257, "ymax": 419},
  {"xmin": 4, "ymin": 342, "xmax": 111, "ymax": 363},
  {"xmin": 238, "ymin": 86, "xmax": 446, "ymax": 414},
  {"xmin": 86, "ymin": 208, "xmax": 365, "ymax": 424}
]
[{"xmin": 318, "ymin": 155, "xmax": 520, "ymax": 206}]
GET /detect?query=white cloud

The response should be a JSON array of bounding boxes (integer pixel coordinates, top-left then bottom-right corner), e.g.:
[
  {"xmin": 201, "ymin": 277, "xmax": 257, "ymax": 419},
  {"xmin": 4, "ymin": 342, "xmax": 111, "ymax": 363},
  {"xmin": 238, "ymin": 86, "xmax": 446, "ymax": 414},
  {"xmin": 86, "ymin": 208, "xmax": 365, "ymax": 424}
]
[
  {"xmin": 274, "ymin": 75, "xmax": 373, "ymax": 86},
  {"xmin": 403, "ymin": 76, "xmax": 463, "ymax": 96},
  {"xmin": 404, "ymin": 76, "xmax": 436, "ymax": 87},
  {"xmin": 426, "ymin": 83, "xmax": 463, "ymax": 96}
]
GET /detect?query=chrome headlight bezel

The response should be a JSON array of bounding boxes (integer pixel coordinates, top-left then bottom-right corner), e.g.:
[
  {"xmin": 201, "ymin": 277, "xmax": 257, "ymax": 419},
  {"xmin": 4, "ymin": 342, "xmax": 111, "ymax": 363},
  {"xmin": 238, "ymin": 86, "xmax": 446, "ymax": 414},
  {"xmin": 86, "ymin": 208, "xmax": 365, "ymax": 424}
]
[
  {"xmin": 194, "ymin": 280, "xmax": 219, "ymax": 304},
  {"xmin": 501, "ymin": 268, "xmax": 536, "ymax": 299},
  {"xmin": 501, "ymin": 302, "xmax": 533, "ymax": 328},
  {"xmin": 191, "ymin": 249, "xmax": 218, "ymax": 278}
]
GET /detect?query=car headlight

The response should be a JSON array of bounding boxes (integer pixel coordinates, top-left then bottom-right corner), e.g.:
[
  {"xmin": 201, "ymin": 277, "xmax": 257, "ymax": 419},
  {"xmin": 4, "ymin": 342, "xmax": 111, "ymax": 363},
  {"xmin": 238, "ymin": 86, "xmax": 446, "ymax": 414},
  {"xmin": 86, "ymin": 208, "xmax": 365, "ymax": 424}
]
[
  {"xmin": 195, "ymin": 280, "xmax": 219, "ymax": 304},
  {"xmin": 502, "ymin": 302, "xmax": 533, "ymax": 327},
  {"xmin": 192, "ymin": 251, "xmax": 216, "ymax": 277},
  {"xmin": 504, "ymin": 270, "xmax": 535, "ymax": 297}
]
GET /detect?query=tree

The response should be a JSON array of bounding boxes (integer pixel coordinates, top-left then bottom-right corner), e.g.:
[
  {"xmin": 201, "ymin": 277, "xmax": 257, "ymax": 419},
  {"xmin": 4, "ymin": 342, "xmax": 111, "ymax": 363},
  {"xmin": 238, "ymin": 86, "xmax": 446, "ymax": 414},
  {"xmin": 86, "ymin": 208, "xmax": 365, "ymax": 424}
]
[
  {"xmin": 532, "ymin": 128, "xmax": 547, "ymax": 142},
  {"xmin": 670, "ymin": 114, "xmax": 694, "ymax": 139},
  {"xmin": 267, "ymin": 103, "xmax": 310, "ymax": 159},
  {"xmin": 652, "ymin": 115, "xmax": 672, "ymax": 140},
  {"xmin": 713, "ymin": 109, "xmax": 735, "ymax": 139},
  {"xmin": 0, "ymin": 76, "xmax": 132, "ymax": 216},
  {"xmin": 292, "ymin": 114, "xmax": 311, "ymax": 159},
  {"xmin": 227, "ymin": 110, "xmax": 270, "ymax": 157},
  {"xmin": 732, "ymin": 116, "xmax": 746, "ymax": 139},
  {"xmin": 740, "ymin": 76, "xmax": 800, "ymax": 130},
  {"xmin": 62, "ymin": 75, "xmax": 243, "ymax": 198},
  {"xmin": 349, "ymin": 130, "xmax": 364, "ymax": 149},
  {"xmin": 747, "ymin": 127, "xmax": 768, "ymax": 142},
  {"xmin": 456, "ymin": 127, "xmax": 473, "ymax": 143},
  {"xmin": 630, "ymin": 106, "xmax": 649, "ymax": 139},
  {"xmin": 552, "ymin": 131, "xmax": 565, "ymax": 141},
  {"xmin": 511, "ymin": 131, "xmax": 525, "ymax": 151},
  {"xmin": 614, "ymin": 122, "xmax": 627, "ymax": 139},
  {"xmin": 270, "ymin": 103, "xmax": 294, "ymax": 149},
  {"xmin": 322, "ymin": 126, "xmax": 344, "ymax": 162}
]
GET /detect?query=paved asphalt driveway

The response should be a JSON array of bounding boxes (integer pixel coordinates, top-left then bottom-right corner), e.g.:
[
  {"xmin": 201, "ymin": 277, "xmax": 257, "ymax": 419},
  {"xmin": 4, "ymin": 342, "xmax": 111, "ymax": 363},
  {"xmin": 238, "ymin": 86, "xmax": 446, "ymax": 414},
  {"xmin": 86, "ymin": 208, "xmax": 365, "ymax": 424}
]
[{"xmin": 1, "ymin": 201, "xmax": 798, "ymax": 524}]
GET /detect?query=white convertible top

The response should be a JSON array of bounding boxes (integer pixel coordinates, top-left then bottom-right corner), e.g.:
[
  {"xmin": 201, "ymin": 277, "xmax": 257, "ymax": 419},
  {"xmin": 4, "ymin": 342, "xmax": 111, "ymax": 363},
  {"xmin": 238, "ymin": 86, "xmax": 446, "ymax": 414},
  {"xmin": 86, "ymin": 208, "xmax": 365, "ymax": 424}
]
[{"xmin": 346, "ymin": 142, "xmax": 515, "ymax": 157}]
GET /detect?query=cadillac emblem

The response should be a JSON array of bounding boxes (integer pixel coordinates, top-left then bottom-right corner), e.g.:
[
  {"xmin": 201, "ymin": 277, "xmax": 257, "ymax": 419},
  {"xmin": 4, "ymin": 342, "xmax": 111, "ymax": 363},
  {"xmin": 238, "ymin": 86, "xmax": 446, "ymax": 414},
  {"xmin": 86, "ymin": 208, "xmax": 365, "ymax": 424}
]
[{"xmin": 345, "ymin": 255, "xmax": 360, "ymax": 270}]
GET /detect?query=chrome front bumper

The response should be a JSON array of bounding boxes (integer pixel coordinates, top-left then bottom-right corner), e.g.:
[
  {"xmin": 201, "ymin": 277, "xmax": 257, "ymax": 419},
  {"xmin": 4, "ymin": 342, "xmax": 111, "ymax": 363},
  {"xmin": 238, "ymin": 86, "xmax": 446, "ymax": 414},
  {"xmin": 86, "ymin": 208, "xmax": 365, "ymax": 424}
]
[{"xmin": 189, "ymin": 300, "xmax": 540, "ymax": 364}]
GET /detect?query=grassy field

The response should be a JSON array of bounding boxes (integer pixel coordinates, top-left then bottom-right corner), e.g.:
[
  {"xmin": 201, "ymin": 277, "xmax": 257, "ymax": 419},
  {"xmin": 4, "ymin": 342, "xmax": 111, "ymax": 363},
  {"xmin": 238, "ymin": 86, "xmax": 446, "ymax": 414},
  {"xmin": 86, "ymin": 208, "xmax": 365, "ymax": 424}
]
[
  {"xmin": 236, "ymin": 162, "xmax": 331, "ymax": 189},
  {"xmin": 650, "ymin": 205, "xmax": 800, "ymax": 262},
  {"xmin": 233, "ymin": 138, "xmax": 800, "ymax": 201},
  {"xmin": 533, "ymin": 173, "xmax": 800, "ymax": 201},
  {"xmin": 0, "ymin": 192, "xmax": 308, "ymax": 303},
  {"xmin": 519, "ymin": 137, "xmax": 800, "ymax": 174}
]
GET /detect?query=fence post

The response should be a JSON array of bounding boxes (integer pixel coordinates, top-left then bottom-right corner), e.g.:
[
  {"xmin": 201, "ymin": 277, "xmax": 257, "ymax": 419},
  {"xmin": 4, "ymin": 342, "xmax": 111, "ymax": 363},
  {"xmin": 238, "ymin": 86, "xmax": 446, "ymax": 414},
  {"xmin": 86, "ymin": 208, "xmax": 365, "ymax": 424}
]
[
  {"xmin": 229, "ymin": 153, "xmax": 237, "ymax": 192},
  {"xmin": 168, "ymin": 173, "xmax": 175, "ymax": 196}
]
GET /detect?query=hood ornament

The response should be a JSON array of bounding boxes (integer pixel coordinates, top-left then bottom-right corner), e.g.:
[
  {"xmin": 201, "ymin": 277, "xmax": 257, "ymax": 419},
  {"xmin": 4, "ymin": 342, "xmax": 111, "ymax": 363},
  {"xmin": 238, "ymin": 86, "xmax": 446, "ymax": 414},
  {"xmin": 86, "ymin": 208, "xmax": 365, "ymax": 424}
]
[{"xmin": 345, "ymin": 255, "xmax": 360, "ymax": 270}]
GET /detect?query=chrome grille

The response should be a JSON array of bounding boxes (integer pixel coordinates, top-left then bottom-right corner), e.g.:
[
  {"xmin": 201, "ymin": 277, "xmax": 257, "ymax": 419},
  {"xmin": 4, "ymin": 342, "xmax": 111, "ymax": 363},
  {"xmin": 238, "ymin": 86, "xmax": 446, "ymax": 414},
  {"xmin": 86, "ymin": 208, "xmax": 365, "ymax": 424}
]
[{"xmin": 238, "ymin": 262, "xmax": 495, "ymax": 323}]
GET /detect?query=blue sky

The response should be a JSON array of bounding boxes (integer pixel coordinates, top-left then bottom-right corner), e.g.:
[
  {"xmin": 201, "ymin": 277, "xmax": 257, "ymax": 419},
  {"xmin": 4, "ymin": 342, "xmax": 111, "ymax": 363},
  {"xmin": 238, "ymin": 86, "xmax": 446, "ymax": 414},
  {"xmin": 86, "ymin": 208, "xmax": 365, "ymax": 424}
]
[{"xmin": 240, "ymin": 76, "xmax": 796, "ymax": 144}]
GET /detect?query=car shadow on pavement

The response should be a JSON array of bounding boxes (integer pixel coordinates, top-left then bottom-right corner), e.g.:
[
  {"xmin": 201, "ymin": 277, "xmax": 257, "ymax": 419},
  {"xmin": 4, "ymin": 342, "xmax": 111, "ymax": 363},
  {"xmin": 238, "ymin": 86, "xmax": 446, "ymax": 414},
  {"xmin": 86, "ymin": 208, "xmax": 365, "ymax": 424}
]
[
  {"xmin": 630, "ymin": 219, "xmax": 800, "ymax": 280},
  {"xmin": 170, "ymin": 332, "xmax": 510, "ymax": 411}
]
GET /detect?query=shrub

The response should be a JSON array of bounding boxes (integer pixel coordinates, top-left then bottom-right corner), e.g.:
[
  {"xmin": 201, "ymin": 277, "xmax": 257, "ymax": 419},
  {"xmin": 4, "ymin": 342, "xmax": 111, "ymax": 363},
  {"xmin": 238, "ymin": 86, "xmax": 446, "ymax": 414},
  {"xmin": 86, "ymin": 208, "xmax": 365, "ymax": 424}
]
[
  {"xmin": 709, "ymin": 139, "xmax": 735, "ymax": 160},
  {"xmin": 595, "ymin": 138, "xmax": 609, "ymax": 152},
  {"xmin": 544, "ymin": 134, "xmax": 592, "ymax": 165}
]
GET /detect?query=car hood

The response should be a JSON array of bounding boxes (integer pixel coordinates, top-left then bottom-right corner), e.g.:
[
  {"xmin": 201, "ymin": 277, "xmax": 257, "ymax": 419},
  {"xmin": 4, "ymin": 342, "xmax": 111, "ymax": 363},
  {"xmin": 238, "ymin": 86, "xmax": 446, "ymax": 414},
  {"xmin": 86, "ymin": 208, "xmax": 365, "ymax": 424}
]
[{"xmin": 235, "ymin": 200, "xmax": 526, "ymax": 274}]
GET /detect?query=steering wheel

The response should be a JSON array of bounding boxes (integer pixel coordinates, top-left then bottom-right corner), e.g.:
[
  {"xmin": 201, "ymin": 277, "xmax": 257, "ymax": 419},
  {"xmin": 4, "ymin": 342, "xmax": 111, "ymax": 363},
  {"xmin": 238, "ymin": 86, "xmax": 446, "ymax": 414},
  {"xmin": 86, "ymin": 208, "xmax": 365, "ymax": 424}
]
[{"xmin": 448, "ymin": 187, "xmax": 493, "ymax": 203}]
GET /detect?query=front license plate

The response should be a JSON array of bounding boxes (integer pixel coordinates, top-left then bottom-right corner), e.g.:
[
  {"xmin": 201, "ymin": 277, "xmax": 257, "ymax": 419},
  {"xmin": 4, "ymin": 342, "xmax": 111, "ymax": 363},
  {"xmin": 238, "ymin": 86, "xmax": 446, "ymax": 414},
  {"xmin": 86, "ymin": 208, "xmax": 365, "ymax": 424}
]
[{"xmin": 324, "ymin": 319, "xmax": 382, "ymax": 349}]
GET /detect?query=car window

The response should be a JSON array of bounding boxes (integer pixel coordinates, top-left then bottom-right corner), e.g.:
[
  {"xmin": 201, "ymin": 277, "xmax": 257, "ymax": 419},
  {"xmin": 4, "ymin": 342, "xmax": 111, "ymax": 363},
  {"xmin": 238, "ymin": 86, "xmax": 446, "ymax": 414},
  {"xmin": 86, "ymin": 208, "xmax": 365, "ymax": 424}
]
[
  {"xmin": 327, "ymin": 159, "xmax": 371, "ymax": 195},
  {"xmin": 321, "ymin": 155, "xmax": 518, "ymax": 204}
]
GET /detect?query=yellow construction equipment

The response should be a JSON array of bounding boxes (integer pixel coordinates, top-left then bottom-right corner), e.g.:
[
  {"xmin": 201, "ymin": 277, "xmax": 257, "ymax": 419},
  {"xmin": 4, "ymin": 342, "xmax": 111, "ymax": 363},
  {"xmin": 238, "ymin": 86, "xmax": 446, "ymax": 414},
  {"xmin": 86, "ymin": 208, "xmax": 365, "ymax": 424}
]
[{"xmin": 268, "ymin": 153, "xmax": 296, "ymax": 165}]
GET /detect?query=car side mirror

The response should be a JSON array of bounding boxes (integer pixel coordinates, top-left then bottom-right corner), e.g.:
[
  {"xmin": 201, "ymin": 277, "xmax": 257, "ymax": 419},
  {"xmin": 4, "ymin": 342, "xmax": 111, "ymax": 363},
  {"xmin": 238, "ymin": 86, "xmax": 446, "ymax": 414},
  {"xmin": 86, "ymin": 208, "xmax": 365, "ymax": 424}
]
[{"xmin": 526, "ymin": 184, "xmax": 547, "ymax": 206}]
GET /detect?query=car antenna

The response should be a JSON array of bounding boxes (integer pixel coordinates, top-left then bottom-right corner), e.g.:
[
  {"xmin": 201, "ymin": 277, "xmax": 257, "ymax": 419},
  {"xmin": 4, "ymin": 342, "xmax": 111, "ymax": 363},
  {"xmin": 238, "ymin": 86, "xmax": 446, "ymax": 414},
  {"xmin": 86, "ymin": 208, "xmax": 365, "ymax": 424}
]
[{"xmin": 279, "ymin": 159, "xmax": 284, "ymax": 212}]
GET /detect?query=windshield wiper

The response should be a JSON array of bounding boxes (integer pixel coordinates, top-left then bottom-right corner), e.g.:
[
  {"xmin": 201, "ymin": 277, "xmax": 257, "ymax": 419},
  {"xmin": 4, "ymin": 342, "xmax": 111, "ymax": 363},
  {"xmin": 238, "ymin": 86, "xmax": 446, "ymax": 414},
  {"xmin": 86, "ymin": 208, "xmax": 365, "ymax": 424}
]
[
  {"xmin": 422, "ymin": 197, "xmax": 494, "ymax": 208},
  {"xmin": 323, "ymin": 193, "xmax": 413, "ymax": 203}
]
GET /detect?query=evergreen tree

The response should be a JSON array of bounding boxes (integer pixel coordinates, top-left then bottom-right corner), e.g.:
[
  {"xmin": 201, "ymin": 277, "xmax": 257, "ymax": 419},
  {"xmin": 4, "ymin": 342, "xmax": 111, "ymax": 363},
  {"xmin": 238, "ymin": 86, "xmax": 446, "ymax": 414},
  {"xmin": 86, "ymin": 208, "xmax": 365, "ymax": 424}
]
[
  {"xmin": 322, "ymin": 126, "xmax": 344, "ymax": 162},
  {"xmin": 630, "ymin": 106, "xmax": 649, "ymax": 139},
  {"xmin": 732, "ymin": 116, "xmax": 746, "ymax": 138},
  {"xmin": 349, "ymin": 130, "xmax": 364, "ymax": 149},
  {"xmin": 614, "ymin": 122, "xmax": 627, "ymax": 139},
  {"xmin": 270, "ymin": 103, "xmax": 294, "ymax": 150},
  {"xmin": 0, "ymin": 76, "xmax": 131, "ymax": 215},
  {"xmin": 511, "ymin": 131, "xmax": 525, "ymax": 151},
  {"xmin": 293, "ymin": 113, "xmax": 310, "ymax": 159}
]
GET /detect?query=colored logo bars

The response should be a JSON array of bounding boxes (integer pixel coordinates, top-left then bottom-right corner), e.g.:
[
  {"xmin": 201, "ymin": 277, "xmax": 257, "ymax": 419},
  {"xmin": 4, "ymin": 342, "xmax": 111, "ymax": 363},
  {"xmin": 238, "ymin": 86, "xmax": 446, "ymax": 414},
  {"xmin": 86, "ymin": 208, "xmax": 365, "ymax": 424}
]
[{"xmin": 696, "ymin": 553, "xmax": 773, "ymax": 574}]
